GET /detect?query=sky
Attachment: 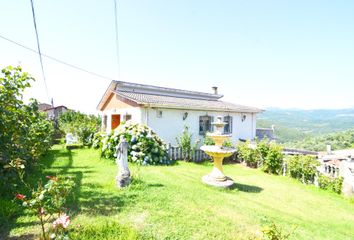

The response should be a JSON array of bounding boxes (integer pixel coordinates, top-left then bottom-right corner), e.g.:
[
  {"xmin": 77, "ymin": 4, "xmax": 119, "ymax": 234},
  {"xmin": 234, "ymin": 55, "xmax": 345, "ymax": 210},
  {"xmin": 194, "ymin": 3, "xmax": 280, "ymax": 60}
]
[{"xmin": 1, "ymin": 0, "xmax": 354, "ymax": 113}]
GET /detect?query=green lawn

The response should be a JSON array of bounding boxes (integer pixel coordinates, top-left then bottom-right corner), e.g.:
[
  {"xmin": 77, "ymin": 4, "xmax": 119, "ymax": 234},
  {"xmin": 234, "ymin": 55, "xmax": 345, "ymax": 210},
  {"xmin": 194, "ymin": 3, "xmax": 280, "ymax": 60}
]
[{"xmin": 5, "ymin": 145, "xmax": 354, "ymax": 239}]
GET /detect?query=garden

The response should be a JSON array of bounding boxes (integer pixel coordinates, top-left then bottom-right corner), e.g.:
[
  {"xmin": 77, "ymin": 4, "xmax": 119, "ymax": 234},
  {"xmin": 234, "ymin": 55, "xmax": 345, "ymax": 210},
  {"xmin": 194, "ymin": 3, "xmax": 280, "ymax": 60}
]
[{"xmin": 1, "ymin": 66, "xmax": 354, "ymax": 240}]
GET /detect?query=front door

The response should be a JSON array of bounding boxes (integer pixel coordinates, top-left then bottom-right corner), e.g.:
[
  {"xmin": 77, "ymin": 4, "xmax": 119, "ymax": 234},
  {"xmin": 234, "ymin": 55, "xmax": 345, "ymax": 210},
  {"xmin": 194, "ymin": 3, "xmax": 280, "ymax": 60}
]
[{"xmin": 111, "ymin": 114, "xmax": 121, "ymax": 130}]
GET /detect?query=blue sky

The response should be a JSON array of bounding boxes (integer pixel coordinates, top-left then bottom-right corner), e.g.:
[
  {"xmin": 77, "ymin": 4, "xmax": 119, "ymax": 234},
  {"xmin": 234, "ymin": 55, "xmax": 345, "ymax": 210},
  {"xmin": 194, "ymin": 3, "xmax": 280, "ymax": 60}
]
[{"xmin": 1, "ymin": 1, "xmax": 354, "ymax": 112}]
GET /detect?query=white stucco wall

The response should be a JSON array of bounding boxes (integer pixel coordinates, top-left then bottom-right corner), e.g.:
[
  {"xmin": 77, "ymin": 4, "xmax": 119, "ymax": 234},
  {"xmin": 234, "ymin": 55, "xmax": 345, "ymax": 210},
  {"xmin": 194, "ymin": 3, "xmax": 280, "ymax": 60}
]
[
  {"xmin": 141, "ymin": 107, "xmax": 256, "ymax": 146},
  {"xmin": 101, "ymin": 107, "xmax": 257, "ymax": 145},
  {"xmin": 101, "ymin": 107, "xmax": 142, "ymax": 133}
]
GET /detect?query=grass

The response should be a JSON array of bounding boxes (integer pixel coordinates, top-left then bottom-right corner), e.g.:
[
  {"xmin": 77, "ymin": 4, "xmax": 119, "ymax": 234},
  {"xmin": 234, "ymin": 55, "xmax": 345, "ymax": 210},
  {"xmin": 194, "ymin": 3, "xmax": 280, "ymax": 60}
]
[{"xmin": 3, "ymin": 145, "xmax": 354, "ymax": 239}]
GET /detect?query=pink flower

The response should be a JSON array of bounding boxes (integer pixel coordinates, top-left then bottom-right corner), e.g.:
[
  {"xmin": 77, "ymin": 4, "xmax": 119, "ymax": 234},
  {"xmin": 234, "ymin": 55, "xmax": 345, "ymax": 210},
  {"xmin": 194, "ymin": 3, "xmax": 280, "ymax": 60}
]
[
  {"xmin": 15, "ymin": 194, "xmax": 26, "ymax": 200},
  {"xmin": 52, "ymin": 213, "xmax": 70, "ymax": 229}
]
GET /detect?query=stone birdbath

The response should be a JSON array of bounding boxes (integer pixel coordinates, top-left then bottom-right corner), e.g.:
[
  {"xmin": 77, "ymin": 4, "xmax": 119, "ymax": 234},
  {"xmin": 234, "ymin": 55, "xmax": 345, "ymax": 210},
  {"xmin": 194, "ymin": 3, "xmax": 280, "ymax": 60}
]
[{"xmin": 200, "ymin": 116, "xmax": 236, "ymax": 188}]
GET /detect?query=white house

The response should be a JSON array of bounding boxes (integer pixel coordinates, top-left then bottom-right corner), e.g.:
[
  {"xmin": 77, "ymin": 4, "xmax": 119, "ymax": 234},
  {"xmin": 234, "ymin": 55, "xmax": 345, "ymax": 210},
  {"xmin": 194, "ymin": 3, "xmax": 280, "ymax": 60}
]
[{"xmin": 97, "ymin": 81, "xmax": 263, "ymax": 145}]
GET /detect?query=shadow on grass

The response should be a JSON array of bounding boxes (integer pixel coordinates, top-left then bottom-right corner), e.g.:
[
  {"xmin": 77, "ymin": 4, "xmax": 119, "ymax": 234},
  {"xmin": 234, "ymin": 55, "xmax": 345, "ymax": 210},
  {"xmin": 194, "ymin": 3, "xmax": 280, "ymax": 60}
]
[
  {"xmin": 1, "ymin": 147, "xmax": 127, "ymax": 239},
  {"xmin": 230, "ymin": 182, "xmax": 263, "ymax": 193}
]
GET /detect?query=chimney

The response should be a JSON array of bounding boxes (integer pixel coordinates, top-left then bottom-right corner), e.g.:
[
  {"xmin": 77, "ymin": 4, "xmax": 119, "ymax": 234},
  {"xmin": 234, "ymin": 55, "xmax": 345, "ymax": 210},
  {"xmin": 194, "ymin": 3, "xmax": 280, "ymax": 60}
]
[
  {"xmin": 212, "ymin": 86, "xmax": 218, "ymax": 95},
  {"xmin": 326, "ymin": 145, "xmax": 332, "ymax": 155}
]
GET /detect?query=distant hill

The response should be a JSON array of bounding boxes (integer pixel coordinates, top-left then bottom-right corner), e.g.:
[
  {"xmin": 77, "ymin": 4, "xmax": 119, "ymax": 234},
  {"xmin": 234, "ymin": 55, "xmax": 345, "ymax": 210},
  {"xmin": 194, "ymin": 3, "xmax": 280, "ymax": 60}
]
[{"xmin": 257, "ymin": 108, "xmax": 354, "ymax": 143}]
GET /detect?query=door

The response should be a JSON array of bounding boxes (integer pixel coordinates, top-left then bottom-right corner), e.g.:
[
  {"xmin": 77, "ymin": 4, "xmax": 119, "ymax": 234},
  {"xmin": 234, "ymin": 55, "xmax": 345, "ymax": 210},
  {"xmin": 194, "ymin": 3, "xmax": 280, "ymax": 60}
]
[{"xmin": 111, "ymin": 114, "xmax": 121, "ymax": 130}]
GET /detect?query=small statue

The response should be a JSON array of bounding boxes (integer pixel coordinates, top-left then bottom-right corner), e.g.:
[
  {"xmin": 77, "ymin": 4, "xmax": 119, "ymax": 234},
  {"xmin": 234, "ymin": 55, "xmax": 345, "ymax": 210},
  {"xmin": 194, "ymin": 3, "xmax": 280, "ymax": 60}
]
[{"xmin": 115, "ymin": 139, "xmax": 131, "ymax": 188}]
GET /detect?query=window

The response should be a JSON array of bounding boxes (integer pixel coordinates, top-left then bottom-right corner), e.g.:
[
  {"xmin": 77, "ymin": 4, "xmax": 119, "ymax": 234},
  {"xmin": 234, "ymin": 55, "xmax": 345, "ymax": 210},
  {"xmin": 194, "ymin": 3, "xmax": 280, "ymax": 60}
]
[
  {"xmin": 224, "ymin": 116, "xmax": 233, "ymax": 134},
  {"xmin": 123, "ymin": 114, "xmax": 132, "ymax": 122},
  {"xmin": 199, "ymin": 115, "xmax": 212, "ymax": 135},
  {"xmin": 102, "ymin": 115, "xmax": 107, "ymax": 131}
]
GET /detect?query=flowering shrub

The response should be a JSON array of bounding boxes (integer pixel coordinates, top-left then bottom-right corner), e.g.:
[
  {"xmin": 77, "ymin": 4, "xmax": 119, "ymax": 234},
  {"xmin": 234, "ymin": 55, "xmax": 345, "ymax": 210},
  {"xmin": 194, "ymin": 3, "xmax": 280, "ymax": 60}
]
[
  {"xmin": 15, "ymin": 175, "xmax": 75, "ymax": 239},
  {"xmin": 100, "ymin": 121, "xmax": 171, "ymax": 165}
]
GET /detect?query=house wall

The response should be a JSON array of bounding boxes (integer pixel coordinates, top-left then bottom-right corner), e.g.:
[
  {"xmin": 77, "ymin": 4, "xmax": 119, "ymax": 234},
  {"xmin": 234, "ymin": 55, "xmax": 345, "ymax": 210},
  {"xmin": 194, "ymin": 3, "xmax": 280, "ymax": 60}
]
[
  {"xmin": 142, "ymin": 107, "xmax": 256, "ymax": 146},
  {"xmin": 100, "ymin": 94, "xmax": 142, "ymax": 133},
  {"xmin": 99, "ymin": 94, "xmax": 257, "ymax": 144}
]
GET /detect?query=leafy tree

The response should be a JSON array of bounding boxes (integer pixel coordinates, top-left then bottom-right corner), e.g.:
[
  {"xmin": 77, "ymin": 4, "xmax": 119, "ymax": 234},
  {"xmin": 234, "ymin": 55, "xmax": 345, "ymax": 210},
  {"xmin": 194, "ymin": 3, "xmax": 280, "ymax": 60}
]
[{"xmin": 0, "ymin": 66, "xmax": 54, "ymax": 193}]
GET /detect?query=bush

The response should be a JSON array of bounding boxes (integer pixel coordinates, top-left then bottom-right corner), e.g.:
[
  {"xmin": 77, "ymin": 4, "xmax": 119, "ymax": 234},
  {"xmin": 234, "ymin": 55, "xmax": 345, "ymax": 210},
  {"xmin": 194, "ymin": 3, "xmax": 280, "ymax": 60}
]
[
  {"xmin": 237, "ymin": 141, "xmax": 259, "ymax": 167},
  {"xmin": 92, "ymin": 132, "xmax": 106, "ymax": 149},
  {"xmin": 317, "ymin": 174, "xmax": 343, "ymax": 194},
  {"xmin": 285, "ymin": 155, "xmax": 320, "ymax": 183},
  {"xmin": 0, "ymin": 66, "xmax": 54, "ymax": 194},
  {"xmin": 203, "ymin": 135, "xmax": 215, "ymax": 146},
  {"xmin": 176, "ymin": 126, "xmax": 200, "ymax": 161},
  {"xmin": 59, "ymin": 110, "xmax": 101, "ymax": 146},
  {"xmin": 100, "ymin": 121, "xmax": 171, "ymax": 165},
  {"xmin": 262, "ymin": 144, "xmax": 284, "ymax": 174}
]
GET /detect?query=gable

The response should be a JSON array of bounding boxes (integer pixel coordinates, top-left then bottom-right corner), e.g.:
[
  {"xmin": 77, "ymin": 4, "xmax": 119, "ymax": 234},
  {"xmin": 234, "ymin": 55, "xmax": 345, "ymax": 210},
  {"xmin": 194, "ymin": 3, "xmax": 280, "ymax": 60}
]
[{"xmin": 100, "ymin": 93, "xmax": 140, "ymax": 111}]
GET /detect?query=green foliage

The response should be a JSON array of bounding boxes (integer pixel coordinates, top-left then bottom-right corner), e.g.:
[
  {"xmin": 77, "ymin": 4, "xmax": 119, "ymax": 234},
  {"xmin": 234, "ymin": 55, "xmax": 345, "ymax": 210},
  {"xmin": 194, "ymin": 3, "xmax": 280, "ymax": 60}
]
[
  {"xmin": 92, "ymin": 132, "xmax": 106, "ymax": 149},
  {"xmin": 100, "ymin": 121, "xmax": 171, "ymax": 165},
  {"xmin": 286, "ymin": 129, "xmax": 354, "ymax": 151},
  {"xmin": 262, "ymin": 144, "xmax": 284, "ymax": 175},
  {"xmin": 15, "ymin": 175, "xmax": 75, "ymax": 239},
  {"xmin": 176, "ymin": 126, "xmax": 200, "ymax": 161},
  {"xmin": 59, "ymin": 110, "xmax": 101, "ymax": 145},
  {"xmin": 317, "ymin": 175, "xmax": 343, "ymax": 194},
  {"xmin": 257, "ymin": 108, "xmax": 354, "ymax": 143},
  {"xmin": 262, "ymin": 219, "xmax": 295, "ymax": 240},
  {"xmin": 0, "ymin": 66, "xmax": 54, "ymax": 193},
  {"xmin": 203, "ymin": 135, "xmax": 215, "ymax": 146},
  {"xmin": 285, "ymin": 155, "xmax": 320, "ymax": 183},
  {"xmin": 222, "ymin": 139, "xmax": 234, "ymax": 148},
  {"xmin": 237, "ymin": 141, "xmax": 259, "ymax": 167}
]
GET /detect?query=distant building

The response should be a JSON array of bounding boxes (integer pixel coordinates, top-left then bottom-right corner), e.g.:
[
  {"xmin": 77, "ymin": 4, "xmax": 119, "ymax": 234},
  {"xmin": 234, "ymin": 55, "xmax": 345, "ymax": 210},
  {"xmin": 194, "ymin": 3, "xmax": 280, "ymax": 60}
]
[
  {"xmin": 318, "ymin": 148, "xmax": 354, "ymax": 196},
  {"xmin": 256, "ymin": 125, "xmax": 276, "ymax": 141},
  {"xmin": 38, "ymin": 103, "xmax": 68, "ymax": 120}
]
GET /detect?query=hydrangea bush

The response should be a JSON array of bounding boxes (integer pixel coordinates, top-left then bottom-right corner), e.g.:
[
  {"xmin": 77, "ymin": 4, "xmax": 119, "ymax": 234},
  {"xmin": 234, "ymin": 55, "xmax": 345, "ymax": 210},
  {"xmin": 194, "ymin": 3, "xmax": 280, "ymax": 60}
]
[{"xmin": 99, "ymin": 121, "xmax": 172, "ymax": 165}]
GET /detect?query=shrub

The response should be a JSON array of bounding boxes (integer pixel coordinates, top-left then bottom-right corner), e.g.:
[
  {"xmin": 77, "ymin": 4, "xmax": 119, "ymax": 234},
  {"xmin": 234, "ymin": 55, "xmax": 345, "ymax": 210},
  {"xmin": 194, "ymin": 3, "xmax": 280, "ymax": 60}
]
[
  {"xmin": 317, "ymin": 174, "xmax": 343, "ymax": 194},
  {"xmin": 0, "ymin": 66, "xmax": 54, "ymax": 194},
  {"xmin": 237, "ymin": 141, "xmax": 259, "ymax": 167},
  {"xmin": 92, "ymin": 132, "xmax": 106, "ymax": 149},
  {"xmin": 262, "ymin": 221, "xmax": 295, "ymax": 240},
  {"xmin": 262, "ymin": 144, "xmax": 284, "ymax": 174},
  {"xmin": 176, "ymin": 126, "xmax": 200, "ymax": 161},
  {"xmin": 285, "ymin": 155, "xmax": 320, "ymax": 183},
  {"xmin": 59, "ymin": 110, "xmax": 101, "ymax": 146},
  {"xmin": 100, "ymin": 121, "xmax": 171, "ymax": 165},
  {"xmin": 222, "ymin": 139, "xmax": 234, "ymax": 148},
  {"xmin": 203, "ymin": 135, "xmax": 215, "ymax": 146}
]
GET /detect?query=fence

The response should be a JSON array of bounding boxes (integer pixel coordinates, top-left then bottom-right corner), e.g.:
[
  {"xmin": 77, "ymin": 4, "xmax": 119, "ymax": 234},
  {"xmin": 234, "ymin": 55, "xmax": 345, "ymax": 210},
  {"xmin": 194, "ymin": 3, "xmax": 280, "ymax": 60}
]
[
  {"xmin": 283, "ymin": 148, "xmax": 318, "ymax": 156},
  {"xmin": 168, "ymin": 146, "xmax": 317, "ymax": 163},
  {"xmin": 167, "ymin": 145, "xmax": 238, "ymax": 162}
]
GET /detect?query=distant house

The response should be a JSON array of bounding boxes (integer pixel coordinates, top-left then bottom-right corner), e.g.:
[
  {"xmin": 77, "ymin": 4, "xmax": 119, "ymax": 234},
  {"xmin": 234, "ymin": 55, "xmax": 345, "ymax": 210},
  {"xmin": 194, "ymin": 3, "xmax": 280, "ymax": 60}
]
[
  {"xmin": 39, "ymin": 103, "xmax": 68, "ymax": 120},
  {"xmin": 256, "ymin": 126, "xmax": 276, "ymax": 141},
  {"xmin": 97, "ymin": 81, "xmax": 263, "ymax": 145}
]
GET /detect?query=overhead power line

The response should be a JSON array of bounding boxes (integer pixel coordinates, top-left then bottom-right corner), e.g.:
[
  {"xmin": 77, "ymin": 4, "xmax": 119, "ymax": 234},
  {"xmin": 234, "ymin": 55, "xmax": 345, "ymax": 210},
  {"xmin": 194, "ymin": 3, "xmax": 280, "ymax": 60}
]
[
  {"xmin": 113, "ymin": 0, "xmax": 121, "ymax": 79},
  {"xmin": 29, "ymin": 0, "xmax": 50, "ymax": 102},
  {"xmin": 0, "ymin": 34, "xmax": 113, "ymax": 81}
]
